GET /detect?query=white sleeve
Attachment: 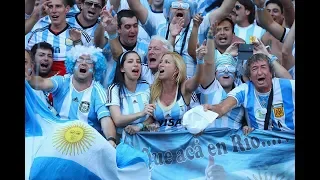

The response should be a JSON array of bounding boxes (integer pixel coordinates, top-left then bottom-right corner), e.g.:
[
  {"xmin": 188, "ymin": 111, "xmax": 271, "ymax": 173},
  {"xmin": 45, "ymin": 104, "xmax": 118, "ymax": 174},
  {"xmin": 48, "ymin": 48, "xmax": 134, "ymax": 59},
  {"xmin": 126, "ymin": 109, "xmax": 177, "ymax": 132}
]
[
  {"xmin": 227, "ymin": 83, "xmax": 248, "ymax": 107},
  {"xmin": 106, "ymin": 84, "xmax": 120, "ymax": 106}
]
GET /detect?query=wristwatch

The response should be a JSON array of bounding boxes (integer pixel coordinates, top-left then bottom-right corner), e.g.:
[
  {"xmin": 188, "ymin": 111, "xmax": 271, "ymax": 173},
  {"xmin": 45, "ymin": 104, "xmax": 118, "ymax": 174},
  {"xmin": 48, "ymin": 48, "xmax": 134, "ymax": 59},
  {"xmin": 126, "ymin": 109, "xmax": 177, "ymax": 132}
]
[{"xmin": 107, "ymin": 136, "xmax": 117, "ymax": 144}]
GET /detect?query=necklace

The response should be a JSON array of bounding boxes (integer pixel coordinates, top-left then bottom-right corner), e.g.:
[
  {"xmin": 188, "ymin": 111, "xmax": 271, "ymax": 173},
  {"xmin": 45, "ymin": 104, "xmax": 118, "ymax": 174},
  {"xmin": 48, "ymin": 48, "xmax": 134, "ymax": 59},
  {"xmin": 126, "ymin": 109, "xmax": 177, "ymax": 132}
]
[{"xmin": 254, "ymin": 89, "xmax": 271, "ymax": 118}]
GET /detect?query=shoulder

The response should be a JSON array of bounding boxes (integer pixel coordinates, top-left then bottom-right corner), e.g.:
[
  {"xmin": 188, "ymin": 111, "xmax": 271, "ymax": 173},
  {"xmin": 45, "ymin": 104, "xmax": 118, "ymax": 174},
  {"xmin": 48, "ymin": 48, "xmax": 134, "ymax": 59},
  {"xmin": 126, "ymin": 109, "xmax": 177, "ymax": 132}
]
[{"xmin": 107, "ymin": 83, "xmax": 119, "ymax": 92}]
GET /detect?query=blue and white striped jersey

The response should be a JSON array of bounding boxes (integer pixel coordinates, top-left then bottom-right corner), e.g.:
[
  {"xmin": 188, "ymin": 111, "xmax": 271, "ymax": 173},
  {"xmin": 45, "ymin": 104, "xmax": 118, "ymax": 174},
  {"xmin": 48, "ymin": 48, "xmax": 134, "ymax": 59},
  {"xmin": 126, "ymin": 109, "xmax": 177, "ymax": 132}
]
[
  {"xmin": 106, "ymin": 81, "xmax": 151, "ymax": 133},
  {"xmin": 199, "ymin": 79, "xmax": 244, "ymax": 129},
  {"xmin": 228, "ymin": 78, "xmax": 295, "ymax": 132},
  {"xmin": 153, "ymin": 86, "xmax": 190, "ymax": 132},
  {"xmin": 234, "ymin": 24, "xmax": 266, "ymax": 44},
  {"xmin": 48, "ymin": 75, "xmax": 110, "ymax": 133},
  {"xmin": 26, "ymin": 24, "xmax": 92, "ymax": 62}
]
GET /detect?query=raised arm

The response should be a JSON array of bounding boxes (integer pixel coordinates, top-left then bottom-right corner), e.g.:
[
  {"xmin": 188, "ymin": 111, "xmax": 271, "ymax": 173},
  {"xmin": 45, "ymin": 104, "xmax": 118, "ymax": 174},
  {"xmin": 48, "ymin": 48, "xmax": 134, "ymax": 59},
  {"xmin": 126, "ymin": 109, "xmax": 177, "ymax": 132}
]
[
  {"xmin": 25, "ymin": 0, "xmax": 50, "ymax": 35},
  {"xmin": 253, "ymin": 0, "xmax": 286, "ymax": 41},
  {"xmin": 279, "ymin": 0, "xmax": 295, "ymax": 28},
  {"xmin": 126, "ymin": 0, "xmax": 149, "ymax": 24},
  {"xmin": 188, "ymin": 14, "xmax": 203, "ymax": 61},
  {"xmin": 253, "ymin": 38, "xmax": 292, "ymax": 79},
  {"xmin": 201, "ymin": 24, "xmax": 216, "ymax": 88},
  {"xmin": 25, "ymin": 0, "xmax": 36, "ymax": 16},
  {"xmin": 94, "ymin": 6, "xmax": 114, "ymax": 48},
  {"xmin": 209, "ymin": 0, "xmax": 237, "ymax": 25},
  {"xmin": 281, "ymin": 20, "xmax": 295, "ymax": 70},
  {"xmin": 26, "ymin": 75, "xmax": 54, "ymax": 91},
  {"xmin": 168, "ymin": 16, "xmax": 184, "ymax": 50},
  {"xmin": 183, "ymin": 41, "xmax": 206, "ymax": 95}
]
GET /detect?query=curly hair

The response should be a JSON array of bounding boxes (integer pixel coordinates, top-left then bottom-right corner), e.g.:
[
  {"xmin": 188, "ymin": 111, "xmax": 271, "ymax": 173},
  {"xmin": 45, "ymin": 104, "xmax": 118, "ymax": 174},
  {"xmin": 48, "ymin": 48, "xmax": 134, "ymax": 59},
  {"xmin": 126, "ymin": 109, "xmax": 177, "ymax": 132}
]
[{"xmin": 65, "ymin": 45, "xmax": 107, "ymax": 81}]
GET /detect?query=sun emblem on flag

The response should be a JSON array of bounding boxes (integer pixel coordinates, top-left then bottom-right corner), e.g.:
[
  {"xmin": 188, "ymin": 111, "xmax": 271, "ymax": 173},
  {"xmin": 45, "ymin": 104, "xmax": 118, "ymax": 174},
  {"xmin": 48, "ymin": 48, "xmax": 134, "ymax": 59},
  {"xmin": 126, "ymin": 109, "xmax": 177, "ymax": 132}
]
[{"xmin": 52, "ymin": 122, "xmax": 96, "ymax": 156}]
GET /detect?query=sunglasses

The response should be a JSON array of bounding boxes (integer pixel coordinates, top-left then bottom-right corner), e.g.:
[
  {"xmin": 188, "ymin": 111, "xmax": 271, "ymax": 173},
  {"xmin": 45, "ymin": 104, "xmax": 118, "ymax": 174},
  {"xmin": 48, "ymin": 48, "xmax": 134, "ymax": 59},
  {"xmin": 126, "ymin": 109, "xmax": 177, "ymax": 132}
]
[
  {"xmin": 171, "ymin": 2, "xmax": 190, "ymax": 10},
  {"xmin": 235, "ymin": 5, "xmax": 242, "ymax": 10},
  {"xmin": 216, "ymin": 65, "xmax": 236, "ymax": 73},
  {"xmin": 84, "ymin": 1, "xmax": 102, "ymax": 9},
  {"xmin": 77, "ymin": 58, "xmax": 94, "ymax": 64}
]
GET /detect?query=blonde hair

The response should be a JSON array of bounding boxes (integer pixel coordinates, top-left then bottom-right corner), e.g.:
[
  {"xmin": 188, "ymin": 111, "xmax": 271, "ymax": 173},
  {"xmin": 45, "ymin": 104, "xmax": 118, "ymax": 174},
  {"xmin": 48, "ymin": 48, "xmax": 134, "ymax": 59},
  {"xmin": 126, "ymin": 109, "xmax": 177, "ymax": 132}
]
[{"xmin": 150, "ymin": 52, "xmax": 186, "ymax": 103}]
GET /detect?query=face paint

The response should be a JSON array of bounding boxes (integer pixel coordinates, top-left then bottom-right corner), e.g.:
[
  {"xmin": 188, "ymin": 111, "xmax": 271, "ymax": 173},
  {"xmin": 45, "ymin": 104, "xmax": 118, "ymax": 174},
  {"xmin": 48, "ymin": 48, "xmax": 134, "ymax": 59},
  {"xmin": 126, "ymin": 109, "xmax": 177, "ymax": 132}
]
[
  {"xmin": 88, "ymin": 68, "xmax": 93, "ymax": 73},
  {"xmin": 217, "ymin": 72, "xmax": 235, "ymax": 79}
]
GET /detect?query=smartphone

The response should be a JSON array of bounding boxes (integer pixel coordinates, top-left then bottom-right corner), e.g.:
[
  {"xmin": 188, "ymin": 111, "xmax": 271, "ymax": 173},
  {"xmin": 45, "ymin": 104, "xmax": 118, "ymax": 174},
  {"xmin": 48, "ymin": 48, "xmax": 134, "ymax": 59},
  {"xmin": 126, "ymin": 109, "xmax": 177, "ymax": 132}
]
[{"xmin": 238, "ymin": 44, "xmax": 253, "ymax": 61}]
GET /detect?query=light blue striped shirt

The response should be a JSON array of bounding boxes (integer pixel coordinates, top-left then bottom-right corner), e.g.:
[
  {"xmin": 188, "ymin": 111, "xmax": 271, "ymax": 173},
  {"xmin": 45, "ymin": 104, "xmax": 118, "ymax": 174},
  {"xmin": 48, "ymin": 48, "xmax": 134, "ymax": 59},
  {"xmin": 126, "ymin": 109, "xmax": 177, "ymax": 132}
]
[
  {"xmin": 48, "ymin": 75, "xmax": 110, "ymax": 133},
  {"xmin": 199, "ymin": 79, "xmax": 244, "ymax": 129},
  {"xmin": 26, "ymin": 24, "xmax": 92, "ymax": 62},
  {"xmin": 228, "ymin": 78, "xmax": 295, "ymax": 132},
  {"xmin": 153, "ymin": 87, "xmax": 190, "ymax": 132},
  {"xmin": 106, "ymin": 81, "xmax": 151, "ymax": 134},
  {"xmin": 234, "ymin": 24, "xmax": 266, "ymax": 44}
]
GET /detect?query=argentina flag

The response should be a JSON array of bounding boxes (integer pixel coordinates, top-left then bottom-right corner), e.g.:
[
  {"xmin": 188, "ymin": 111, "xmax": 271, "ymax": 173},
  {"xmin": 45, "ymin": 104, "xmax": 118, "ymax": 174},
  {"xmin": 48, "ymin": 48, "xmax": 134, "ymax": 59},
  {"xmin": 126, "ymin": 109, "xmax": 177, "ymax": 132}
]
[{"xmin": 25, "ymin": 80, "xmax": 151, "ymax": 180}]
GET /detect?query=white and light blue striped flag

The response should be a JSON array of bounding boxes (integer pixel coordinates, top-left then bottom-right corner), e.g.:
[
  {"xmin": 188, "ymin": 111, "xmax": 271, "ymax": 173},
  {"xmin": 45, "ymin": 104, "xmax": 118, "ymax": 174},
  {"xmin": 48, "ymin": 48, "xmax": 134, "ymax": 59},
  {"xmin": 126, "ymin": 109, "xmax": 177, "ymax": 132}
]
[{"xmin": 25, "ymin": 80, "xmax": 151, "ymax": 180}]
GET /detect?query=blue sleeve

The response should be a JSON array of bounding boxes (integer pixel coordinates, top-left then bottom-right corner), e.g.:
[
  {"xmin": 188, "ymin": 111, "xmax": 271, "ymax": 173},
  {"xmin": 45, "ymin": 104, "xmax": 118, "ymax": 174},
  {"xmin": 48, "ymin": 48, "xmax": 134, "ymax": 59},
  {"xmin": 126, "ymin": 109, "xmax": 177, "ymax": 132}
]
[{"xmin": 48, "ymin": 75, "xmax": 65, "ymax": 95}]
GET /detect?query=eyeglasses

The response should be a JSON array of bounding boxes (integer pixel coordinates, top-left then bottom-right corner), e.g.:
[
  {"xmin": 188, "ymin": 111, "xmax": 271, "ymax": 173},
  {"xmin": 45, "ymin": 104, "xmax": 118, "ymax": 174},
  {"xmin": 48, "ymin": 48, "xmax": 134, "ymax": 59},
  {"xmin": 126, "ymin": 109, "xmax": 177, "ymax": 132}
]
[
  {"xmin": 84, "ymin": 1, "xmax": 102, "ymax": 9},
  {"xmin": 76, "ymin": 58, "xmax": 94, "ymax": 64},
  {"xmin": 216, "ymin": 65, "xmax": 236, "ymax": 73},
  {"xmin": 171, "ymin": 2, "xmax": 190, "ymax": 10},
  {"xmin": 235, "ymin": 5, "xmax": 242, "ymax": 10}
]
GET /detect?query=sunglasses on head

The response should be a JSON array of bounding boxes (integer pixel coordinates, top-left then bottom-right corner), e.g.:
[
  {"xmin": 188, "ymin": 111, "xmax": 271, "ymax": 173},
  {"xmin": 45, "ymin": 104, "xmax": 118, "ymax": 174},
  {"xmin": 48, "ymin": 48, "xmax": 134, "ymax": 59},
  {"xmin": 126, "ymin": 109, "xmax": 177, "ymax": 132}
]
[
  {"xmin": 84, "ymin": 1, "xmax": 102, "ymax": 9},
  {"xmin": 216, "ymin": 65, "xmax": 236, "ymax": 73},
  {"xmin": 235, "ymin": 5, "xmax": 241, "ymax": 10},
  {"xmin": 171, "ymin": 2, "xmax": 190, "ymax": 10}
]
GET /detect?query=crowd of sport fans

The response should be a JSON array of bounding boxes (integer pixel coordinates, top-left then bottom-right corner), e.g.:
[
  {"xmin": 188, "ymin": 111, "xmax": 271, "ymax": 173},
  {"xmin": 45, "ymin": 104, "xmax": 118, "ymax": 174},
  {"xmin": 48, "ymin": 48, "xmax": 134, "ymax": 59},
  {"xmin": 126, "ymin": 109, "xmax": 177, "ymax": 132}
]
[{"xmin": 25, "ymin": 0, "xmax": 295, "ymax": 148}]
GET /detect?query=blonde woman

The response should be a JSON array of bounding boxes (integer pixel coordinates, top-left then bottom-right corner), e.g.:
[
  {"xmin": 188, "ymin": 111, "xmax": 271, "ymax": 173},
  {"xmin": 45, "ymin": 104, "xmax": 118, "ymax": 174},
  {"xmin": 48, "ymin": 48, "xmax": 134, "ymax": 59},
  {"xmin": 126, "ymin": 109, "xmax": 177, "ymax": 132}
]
[{"xmin": 143, "ymin": 44, "xmax": 206, "ymax": 132}]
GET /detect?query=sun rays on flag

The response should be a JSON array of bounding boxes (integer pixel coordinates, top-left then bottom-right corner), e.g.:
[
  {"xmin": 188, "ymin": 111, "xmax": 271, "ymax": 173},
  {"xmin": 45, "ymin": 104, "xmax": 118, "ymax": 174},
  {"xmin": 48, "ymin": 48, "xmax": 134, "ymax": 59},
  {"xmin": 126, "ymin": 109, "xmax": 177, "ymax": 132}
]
[{"xmin": 52, "ymin": 122, "xmax": 96, "ymax": 156}]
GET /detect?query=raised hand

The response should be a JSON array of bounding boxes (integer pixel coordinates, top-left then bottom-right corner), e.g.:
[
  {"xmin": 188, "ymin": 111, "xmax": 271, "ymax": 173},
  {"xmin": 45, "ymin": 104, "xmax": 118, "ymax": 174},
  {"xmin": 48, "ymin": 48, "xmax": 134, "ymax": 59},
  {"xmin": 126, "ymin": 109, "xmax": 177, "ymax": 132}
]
[
  {"xmin": 224, "ymin": 41, "xmax": 245, "ymax": 57},
  {"xmin": 69, "ymin": 28, "xmax": 82, "ymax": 42},
  {"xmin": 207, "ymin": 21, "xmax": 218, "ymax": 39},
  {"xmin": 253, "ymin": 38, "xmax": 270, "ymax": 56},
  {"xmin": 196, "ymin": 40, "xmax": 208, "ymax": 60},
  {"xmin": 100, "ymin": 5, "xmax": 118, "ymax": 35},
  {"xmin": 32, "ymin": 0, "xmax": 50, "ymax": 19},
  {"xmin": 169, "ymin": 16, "xmax": 184, "ymax": 38},
  {"xmin": 193, "ymin": 13, "xmax": 203, "ymax": 28}
]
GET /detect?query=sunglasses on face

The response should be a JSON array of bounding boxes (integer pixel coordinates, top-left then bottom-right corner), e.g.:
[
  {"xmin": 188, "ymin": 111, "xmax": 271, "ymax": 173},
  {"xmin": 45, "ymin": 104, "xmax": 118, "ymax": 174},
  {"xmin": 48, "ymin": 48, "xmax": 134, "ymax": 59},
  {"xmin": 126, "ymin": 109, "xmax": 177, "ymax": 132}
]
[
  {"xmin": 235, "ymin": 5, "xmax": 242, "ymax": 10},
  {"xmin": 216, "ymin": 65, "xmax": 236, "ymax": 73},
  {"xmin": 84, "ymin": 1, "xmax": 102, "ymax": 9},
  {"xmin": 171, "ymin": 2, "xmax": 190, "ymax": 10},
  {"xmin": 76, "ymin": 58, "xmax": 94, "ymax": 64}
]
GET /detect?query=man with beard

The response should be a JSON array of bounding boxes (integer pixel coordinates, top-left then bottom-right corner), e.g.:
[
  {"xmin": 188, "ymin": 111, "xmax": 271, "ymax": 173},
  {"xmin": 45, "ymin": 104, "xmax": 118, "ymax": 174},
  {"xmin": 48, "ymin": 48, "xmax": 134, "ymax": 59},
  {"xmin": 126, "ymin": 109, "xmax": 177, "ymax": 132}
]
[{"xmin": 25, "ymin": 48, "xmax": 58, "ymax": 115}]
